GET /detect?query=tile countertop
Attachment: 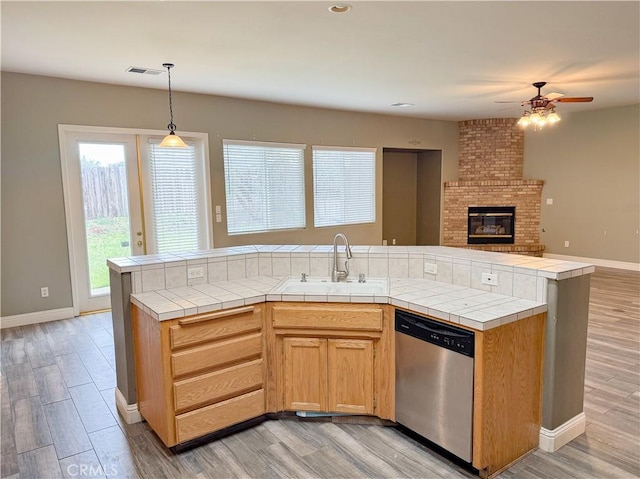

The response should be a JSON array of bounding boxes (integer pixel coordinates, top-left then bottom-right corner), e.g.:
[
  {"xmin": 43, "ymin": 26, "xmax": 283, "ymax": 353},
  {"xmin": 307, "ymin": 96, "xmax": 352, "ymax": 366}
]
[
  {"xmin": 130, "ymin": 276, "xmax": 547, "ymax": 331},
  {"xmin": 108, "ymin": 244, "xmax": 596, "ymax": 281}
]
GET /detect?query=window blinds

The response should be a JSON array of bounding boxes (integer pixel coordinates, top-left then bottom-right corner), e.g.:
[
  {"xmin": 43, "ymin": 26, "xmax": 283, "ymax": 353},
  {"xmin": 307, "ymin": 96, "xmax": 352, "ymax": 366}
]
[
  {"xmin": 313, "ymin": 146, "xmax": 376, "ymax": 227},
  {"xmin": 148, "ymin": 140, "xmax": 202, "ymax": 252},
  {"xmin": 223, "ymin": 140, "xmax": 306, "ymax": 234}
]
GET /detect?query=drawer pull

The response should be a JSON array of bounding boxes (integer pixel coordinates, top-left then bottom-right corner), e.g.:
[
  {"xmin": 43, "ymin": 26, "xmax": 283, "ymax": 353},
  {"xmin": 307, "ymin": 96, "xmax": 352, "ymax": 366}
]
[{"xmin": 178, "ymin": 306, "xmax": 255, "ymax": 326}]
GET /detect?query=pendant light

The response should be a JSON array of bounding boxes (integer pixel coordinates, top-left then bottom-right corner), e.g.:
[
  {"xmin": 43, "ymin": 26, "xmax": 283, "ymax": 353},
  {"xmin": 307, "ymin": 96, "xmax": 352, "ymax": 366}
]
[{"xmin": 159, "ymin": 63, "xmax": 188, "ymax": 148}]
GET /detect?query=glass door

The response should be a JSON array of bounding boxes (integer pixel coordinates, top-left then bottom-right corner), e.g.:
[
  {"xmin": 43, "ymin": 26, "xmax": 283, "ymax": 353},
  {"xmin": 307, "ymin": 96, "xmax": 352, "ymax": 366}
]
[{"xmin": 63, "ymin": 131, "xmax": 143, "ymax": 313}]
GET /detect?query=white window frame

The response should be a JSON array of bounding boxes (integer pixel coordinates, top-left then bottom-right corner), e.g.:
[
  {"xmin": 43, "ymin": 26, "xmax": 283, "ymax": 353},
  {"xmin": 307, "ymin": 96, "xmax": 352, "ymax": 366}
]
[
  {"xmin": 222, "ymin": 139, "xmax": 307, "ymax": 235},
  {"xmin": 312, "ymin": 145, "xmax": 377, "ymax": 228},
  {"xmin": 138, "ymin": 135, "xmax": 212, "ymax": 253}
]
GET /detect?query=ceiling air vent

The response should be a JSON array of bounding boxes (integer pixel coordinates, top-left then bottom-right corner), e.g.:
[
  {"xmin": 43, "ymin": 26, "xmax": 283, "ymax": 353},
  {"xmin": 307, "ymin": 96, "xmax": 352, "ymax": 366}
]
[{"xmin": 126, "ymin": 66, "xmax": 164, "ymax": 75}]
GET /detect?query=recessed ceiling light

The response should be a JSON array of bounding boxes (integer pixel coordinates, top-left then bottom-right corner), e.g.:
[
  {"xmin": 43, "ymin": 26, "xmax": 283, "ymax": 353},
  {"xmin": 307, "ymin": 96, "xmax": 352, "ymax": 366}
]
[
  {"xmin": 329, "ymin": 4, "xmax": 352, "ymax": 14},
  {"xmin": 390, "ymin": 102, "xmax": 414, "ymax": 108}
]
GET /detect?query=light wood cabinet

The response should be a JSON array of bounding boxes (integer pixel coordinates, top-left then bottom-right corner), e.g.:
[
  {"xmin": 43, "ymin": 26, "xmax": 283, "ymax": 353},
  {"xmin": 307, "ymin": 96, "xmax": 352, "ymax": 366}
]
[
  {"xmin": 283, "ymin": 337, "xmax": 327, "ymax": 411},
  {"xmin": 282, "ymin": 337, "xmax": 374, "ymax": 414},
  {"xmin": 472, "ymin": 312, "xmax": 545, "ymax": 476},
  {"xmin": 132, "ymin": 293, "xmax": 543, "ymax": 475},
  {"xmin": 327, "ymin": 338, "xmax": 374, "ymax": 414},
  {"xmin": 268, "ymin": 303, "xmax": 392, "ymax": 419},
  {"xmin": 132, "ymin": 304, "xmax": 266, "ymax": 447}
]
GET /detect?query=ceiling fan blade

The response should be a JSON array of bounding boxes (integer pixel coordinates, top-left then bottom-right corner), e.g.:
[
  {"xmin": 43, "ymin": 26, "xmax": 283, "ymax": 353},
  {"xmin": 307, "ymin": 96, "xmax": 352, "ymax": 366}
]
[
  {"xmin": 494, "ymin": 100, "xmax": 521, "ymax": 103},
  {"xmin": 554, "ymin": 97, "xmax": 594, "ymax": 103},
  {"xmin": 545, "ymin": 92, "xmax": 564, "ymax": 101}
]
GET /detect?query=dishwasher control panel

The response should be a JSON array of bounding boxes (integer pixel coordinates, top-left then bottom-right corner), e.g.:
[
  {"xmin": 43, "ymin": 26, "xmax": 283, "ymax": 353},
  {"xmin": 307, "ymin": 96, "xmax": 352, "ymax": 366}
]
[{"xmin": 395, "ymin": 309, "xmax": 474, "ymax": 357}]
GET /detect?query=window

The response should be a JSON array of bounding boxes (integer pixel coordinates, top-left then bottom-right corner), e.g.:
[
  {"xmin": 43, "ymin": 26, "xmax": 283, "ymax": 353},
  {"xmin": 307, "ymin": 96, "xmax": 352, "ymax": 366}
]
[
  {"xmin": 146, "ymin": 138, "xmax": 210, "ymax": 252},
  {"xmin": 223, "ymin": 139, "xmax": 306, "ymax": 234},
  {"xmin": 313, "ymin": 146, "xmax": 376, "ymax": 227}
]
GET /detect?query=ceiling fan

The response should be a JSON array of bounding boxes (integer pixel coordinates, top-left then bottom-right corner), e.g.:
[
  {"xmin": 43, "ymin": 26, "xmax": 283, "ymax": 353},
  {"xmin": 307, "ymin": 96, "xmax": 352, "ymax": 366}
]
[{"xmin": 498, "ymin": 82, "xmax": 594, "ymax": 128}]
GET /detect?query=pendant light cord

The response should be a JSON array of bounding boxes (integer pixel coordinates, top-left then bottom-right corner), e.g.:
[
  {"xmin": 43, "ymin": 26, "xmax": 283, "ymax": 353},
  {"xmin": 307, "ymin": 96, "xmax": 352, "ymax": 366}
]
[{"xmin": 165, "ymin": 63, "xmax": 176, "ymax": 133}]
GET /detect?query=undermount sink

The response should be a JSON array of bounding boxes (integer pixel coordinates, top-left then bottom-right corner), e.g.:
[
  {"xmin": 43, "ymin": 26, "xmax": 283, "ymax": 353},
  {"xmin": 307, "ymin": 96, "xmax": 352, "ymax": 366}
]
[{"xmin": 272, "ymin": 277, "xmax": 389, "ymax": 296}]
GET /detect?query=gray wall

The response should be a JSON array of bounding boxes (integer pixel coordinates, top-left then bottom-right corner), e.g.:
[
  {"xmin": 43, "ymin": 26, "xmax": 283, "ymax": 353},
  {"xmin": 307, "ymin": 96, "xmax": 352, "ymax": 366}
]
[
  {"xmin": 416, "ymin": 150, "xmax": 442, "ymax": 246},
  {"xmin": 382, "ymin": 151, "xmax": 418, "ymax": 245},
  {"xmin": 1, "ymin": 72, "xmax": 459, "ymax": 316},
  {"xmin": 524, "ymin": 104, "xmax": 640, "ymax": 263}
]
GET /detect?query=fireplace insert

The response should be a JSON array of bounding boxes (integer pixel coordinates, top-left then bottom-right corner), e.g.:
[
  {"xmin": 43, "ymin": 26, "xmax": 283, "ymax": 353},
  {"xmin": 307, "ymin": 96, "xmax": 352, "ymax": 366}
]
[{"xmin": 467, "ymin": 206, "xmax": 515, "ymax": 244}]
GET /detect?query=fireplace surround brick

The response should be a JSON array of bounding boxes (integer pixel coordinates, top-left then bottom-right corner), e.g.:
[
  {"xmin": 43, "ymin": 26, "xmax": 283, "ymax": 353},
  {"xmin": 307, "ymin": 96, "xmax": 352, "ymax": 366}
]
[{"xmin": 444, "ymin": 118, "xmax": 544, "ymax": 256}]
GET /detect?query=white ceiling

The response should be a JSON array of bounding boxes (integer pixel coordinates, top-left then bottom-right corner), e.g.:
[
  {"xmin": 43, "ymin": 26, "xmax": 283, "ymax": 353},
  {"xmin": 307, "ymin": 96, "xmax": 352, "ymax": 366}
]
[{"xmin": 2, "ymin": 1, "xmax": 639, "ymax": 120}]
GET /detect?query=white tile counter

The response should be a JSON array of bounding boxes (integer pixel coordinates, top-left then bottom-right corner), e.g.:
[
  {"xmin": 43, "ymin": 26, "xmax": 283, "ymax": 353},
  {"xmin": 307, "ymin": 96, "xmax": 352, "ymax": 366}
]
[
  {"xmin": 110, "ymin": 245, "xmax": 593, "ymax": 326},
  {"xmin": 129, "ymin": 274, "xmax": 547, "ymax": 331},
  {"xmin": 110, "ymin": 244, "xmax": 595, "ymax": 330}
]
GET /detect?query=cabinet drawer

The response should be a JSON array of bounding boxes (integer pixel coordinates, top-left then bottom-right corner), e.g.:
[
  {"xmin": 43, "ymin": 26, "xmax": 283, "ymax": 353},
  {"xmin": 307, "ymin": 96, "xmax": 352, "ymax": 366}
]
[
  {"xmin": 272, "ymin": 304, "xmax": 382, "ymax": 331},
  {"xmin": 170, "ymin": 306, "xmax": 261, "ymax": 350},
  {"xmin": 175, "ymin": 389, "xmax": 265, "ymax": 444},
  {"xmin": 174, "ymin": 359, "xmax": 263, "ymax": 412},
  {"xmin": 171, "ymin": 332, "xmax": 262, "ymax": 377}
]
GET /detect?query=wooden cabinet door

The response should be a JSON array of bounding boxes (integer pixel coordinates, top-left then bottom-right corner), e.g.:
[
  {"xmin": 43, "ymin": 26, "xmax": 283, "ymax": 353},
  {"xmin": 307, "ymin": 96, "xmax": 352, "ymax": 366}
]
[
  {"xmin": 327, "ymin": 339, "xmax": 374, "ymax": 415},
  {"xmin": 283, "ymin": 337, "xmax": 327, "ymax": 412}
]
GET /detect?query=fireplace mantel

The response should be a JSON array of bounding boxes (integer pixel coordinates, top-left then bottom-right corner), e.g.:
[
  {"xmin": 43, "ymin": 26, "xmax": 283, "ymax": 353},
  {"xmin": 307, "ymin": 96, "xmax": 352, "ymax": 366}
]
[{"xmin": 445, "ymin": 179, "xmax": 544, "ymax": 188}]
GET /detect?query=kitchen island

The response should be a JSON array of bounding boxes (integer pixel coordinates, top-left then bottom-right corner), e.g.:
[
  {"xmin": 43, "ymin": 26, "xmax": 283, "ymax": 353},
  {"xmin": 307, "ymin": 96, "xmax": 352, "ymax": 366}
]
[{"xmin": 108, "ymin": 245, "xmax": 593, "ymax": 476}]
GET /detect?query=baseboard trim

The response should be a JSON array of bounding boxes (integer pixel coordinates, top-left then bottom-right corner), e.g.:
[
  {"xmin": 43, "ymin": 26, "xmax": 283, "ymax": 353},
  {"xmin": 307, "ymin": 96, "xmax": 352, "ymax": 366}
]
[
  {"xmin": 539, "ymin": 412, "xmax": 586, "ymax": 452},
  {"xmin": 0, "ymin": 307, "xmax": 75, "ymax": 329},
  {"xmin": 544, "ymin": 253, "xmax": 640, "ymax": 272},
  {"xmin": 115, "ymin": 388, "xmax": 142, "ymax": 424}
]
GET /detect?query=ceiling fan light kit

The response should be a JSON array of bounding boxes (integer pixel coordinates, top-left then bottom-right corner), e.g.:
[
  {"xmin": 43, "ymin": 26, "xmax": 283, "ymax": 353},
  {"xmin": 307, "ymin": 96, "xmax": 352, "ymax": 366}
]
[
  {"xmin": 517, "ymin": 107, "xmax": 561, "ymax": 128},
  {"xmin": 514, "ymin": 81, "xmax": 593, "ymax": 130}
]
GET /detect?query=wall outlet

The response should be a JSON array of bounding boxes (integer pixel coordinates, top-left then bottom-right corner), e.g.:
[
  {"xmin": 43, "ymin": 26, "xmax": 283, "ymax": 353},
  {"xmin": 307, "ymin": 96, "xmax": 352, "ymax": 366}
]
[
  {"xmin": 382, "ymin": 239, "xmax": 388, "ymax": 246},
  {"xmin": 564, "ymin": 240, "xmax": 570, "ymax": 248},
  {"xmin": 40, "ymin": 286, "xmax": 49, "ymax": 298},
  {"xmin": 392, "ymin": 238, "xmax": 396, "ymax": 245},
  {"xmin": 546, "ymin": 198, "xmax": 553, "ymax": 205},
  {"xmin": 424, "ymin": 262, "xmax": 438, "ymax": 275},
  {"xmin": 187, "ymin": 266, "xmax": 205, "ymax": 279},
  {"xmin": 481, "ymin": 273, "xmax": 498, "ymax": 286}
]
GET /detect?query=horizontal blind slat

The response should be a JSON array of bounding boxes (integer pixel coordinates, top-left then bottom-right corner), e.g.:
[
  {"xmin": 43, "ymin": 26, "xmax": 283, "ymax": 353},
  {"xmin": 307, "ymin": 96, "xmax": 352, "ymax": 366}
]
[
  {"xmin": 223, "ymin": 141, "xmax": 306, "ymax": 234},
  {"xmin": 149, "ymin": 140, "xmax": 202, "ymax": 252},
  {"xmin": 313, "ymin": 147, "xmax": 376, "ymax": 227}
]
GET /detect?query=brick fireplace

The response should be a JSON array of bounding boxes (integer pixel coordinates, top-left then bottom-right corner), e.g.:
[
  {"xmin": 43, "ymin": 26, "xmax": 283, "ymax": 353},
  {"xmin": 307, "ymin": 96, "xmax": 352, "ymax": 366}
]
[{"xmin": 443, "ymin": 118, "xmax": 544, "ymax": 256}]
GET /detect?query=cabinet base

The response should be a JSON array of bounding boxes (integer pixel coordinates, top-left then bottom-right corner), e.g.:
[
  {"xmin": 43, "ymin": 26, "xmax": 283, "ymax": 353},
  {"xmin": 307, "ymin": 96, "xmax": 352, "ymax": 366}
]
[{"xmin": 170, "ymin": 415, "xmax": 268, "ymax": 453}]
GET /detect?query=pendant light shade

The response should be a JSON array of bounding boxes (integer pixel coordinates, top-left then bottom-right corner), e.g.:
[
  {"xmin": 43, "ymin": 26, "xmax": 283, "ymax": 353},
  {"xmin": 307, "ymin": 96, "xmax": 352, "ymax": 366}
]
[{"xmin": 159, "ymin": 63, "xmax": 188, "ymax": 148}]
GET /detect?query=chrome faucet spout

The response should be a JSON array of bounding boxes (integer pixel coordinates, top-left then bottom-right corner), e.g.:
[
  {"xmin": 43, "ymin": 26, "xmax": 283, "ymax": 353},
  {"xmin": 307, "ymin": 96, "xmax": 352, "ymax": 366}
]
[{"xmin": 332, "ymin": 233, "xmax": 352, "ymax": 282}]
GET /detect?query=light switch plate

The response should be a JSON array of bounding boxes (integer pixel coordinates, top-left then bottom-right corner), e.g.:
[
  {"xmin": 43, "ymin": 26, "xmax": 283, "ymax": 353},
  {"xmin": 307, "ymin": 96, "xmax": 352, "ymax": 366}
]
[
  {"xmin": 481, "ymin": 272, "xmax": 498, "ymax": 286},
  {"xmin": 424, "ymin": 262, "xmax": 437, "ymax": 275}
]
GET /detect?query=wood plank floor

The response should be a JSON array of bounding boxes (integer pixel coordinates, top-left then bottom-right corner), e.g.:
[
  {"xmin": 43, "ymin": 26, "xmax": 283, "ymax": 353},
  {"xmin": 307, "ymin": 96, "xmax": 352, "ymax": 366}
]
[{"xmin": 1, "ymin": 267, "xmax": 638, "ymax": 478}]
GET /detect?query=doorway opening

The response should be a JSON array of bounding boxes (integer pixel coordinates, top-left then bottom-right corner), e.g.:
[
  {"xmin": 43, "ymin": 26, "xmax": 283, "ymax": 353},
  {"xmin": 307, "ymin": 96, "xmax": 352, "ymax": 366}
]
[{"xmin": 382, "ymin": 148, "xmax": 442, "ymax": 246}]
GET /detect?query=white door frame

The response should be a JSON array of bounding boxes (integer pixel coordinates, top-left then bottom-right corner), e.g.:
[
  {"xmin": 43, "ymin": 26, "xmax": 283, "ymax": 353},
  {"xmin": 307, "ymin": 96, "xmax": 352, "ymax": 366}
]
[{"xmin": 58, "ymin": 124, "xmax": 212, "ymax": 316}]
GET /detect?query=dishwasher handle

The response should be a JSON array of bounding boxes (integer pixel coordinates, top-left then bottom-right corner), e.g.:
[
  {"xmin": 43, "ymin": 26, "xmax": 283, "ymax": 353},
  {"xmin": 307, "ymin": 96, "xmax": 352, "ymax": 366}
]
[
  {"xmin": 401, "ymin": 315, "xmax": 469, "ymax": 338},
  {"xmin": 395, "ymin": 310, "xmax": 474, "ymax": 357}
]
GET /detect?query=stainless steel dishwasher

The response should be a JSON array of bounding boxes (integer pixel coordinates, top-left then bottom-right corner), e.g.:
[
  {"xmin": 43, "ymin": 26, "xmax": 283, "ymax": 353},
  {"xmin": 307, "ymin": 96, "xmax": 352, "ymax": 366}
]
[{"xmin": 395, "ymin": 309, "xmax": 475, "ymax": 463}]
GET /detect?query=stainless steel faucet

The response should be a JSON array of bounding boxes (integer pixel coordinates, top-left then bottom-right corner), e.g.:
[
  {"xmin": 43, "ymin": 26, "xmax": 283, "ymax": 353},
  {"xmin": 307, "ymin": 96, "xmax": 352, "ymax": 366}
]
[{"xmin": 331, "ymin": 233, "xmax": 353, "ymax": 282}]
